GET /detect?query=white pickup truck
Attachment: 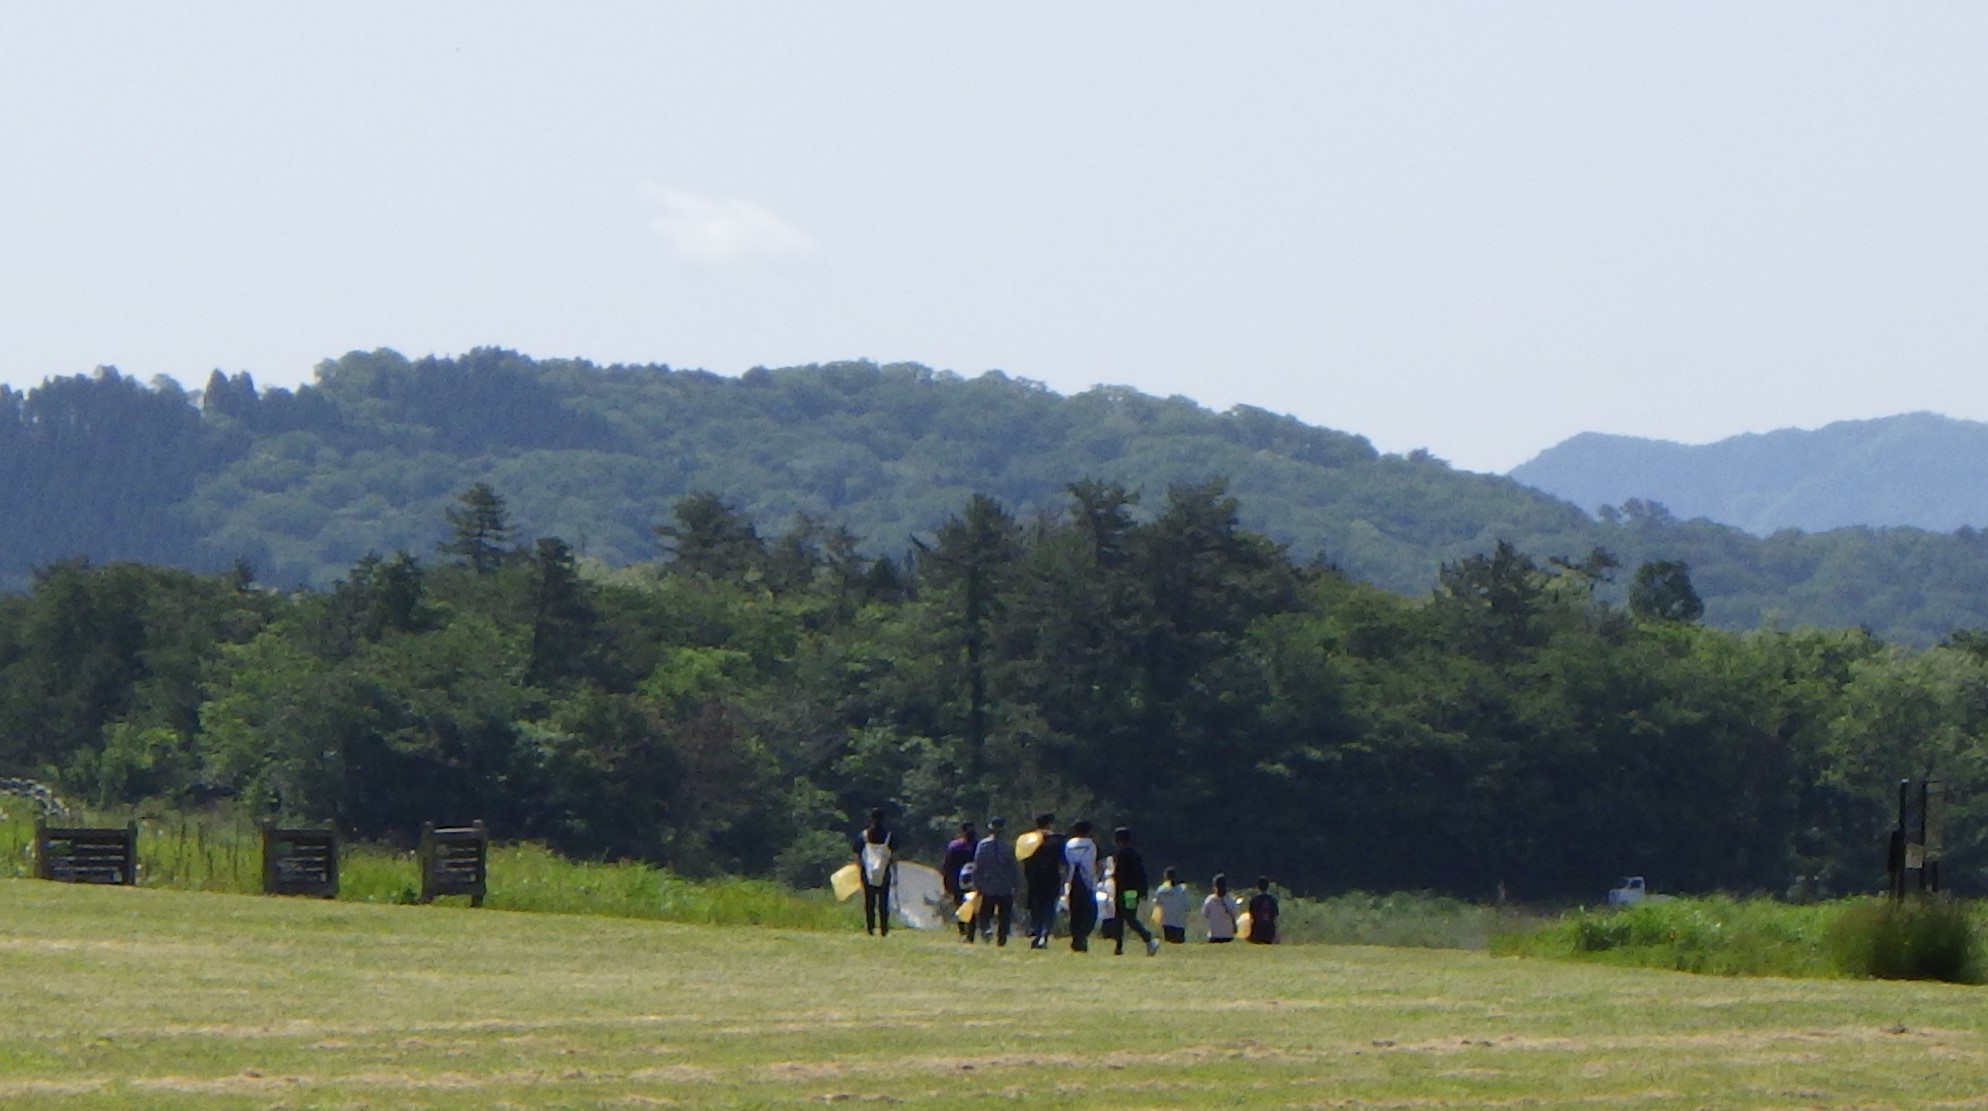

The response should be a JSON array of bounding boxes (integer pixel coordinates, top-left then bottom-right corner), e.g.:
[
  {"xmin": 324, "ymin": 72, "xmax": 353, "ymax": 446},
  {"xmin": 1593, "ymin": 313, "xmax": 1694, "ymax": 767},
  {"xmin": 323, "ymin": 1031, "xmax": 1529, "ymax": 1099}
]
[{"xmin": 1607, "ymin": 876, "xmax": 1646, "ymax": 906}]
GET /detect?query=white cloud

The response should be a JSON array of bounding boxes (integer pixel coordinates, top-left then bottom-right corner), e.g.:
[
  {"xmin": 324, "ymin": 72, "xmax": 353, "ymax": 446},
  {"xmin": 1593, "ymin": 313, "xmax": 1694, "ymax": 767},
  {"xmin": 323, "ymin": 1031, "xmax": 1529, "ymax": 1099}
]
[{"xmin": 644, "ymin": 185, "xmax": 817, "ymax": 263}]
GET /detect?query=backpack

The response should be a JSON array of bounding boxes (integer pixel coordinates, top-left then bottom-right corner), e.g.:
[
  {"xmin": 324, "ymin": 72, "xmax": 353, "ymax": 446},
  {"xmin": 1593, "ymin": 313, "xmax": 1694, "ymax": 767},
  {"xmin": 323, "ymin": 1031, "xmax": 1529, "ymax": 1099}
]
[
  {"xmin": 957, "ymin": 860, "xmax": 976, "ymax": 893},
  {"xmin": 861, "ymin": 840, "xmax": 894, "ymax": 887}
]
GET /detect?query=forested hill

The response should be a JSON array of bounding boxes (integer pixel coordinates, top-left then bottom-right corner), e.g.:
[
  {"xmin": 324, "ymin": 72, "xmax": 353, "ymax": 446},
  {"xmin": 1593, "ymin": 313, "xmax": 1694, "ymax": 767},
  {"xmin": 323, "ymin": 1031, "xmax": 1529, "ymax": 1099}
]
[
  {"xmin": 7, "ymin": 348, "xmax": 1988, "ymax": 643},
  {"xmin": 1511, "ymin": 412, "xmax": 1988, "ymax": 536}
]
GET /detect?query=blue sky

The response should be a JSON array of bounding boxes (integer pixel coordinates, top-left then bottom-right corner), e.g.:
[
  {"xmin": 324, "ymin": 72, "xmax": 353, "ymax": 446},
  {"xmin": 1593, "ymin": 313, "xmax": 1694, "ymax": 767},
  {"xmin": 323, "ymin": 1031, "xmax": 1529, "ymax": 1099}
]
[{"xmin": 3, "ymin": 4, "xmax": 1984, "ymax": 473}]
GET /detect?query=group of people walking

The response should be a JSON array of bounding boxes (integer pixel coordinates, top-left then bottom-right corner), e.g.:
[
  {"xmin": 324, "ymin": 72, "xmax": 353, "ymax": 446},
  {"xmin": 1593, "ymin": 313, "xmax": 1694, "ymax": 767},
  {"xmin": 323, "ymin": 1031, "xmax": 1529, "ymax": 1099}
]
[{"xmin": 854, "ymin": 809, "xmax": 1280, "ymax": 950}]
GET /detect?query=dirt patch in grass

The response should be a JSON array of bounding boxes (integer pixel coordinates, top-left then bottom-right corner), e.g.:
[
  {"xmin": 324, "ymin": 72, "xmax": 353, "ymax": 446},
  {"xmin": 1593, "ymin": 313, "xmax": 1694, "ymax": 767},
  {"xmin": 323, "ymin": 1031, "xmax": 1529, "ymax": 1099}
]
[
  {"xmin": 131, "ymin": 1072, "xmax": 316, "ymax": 1095},
  {"xmin": 132, "ymin": 1068, "xmax": 577, "ymax": 1094},
  {"xmin": 627, "ymin": 1064, "xmax": 721, "ymax": 1083},
  {"xmin": 1334, "ymin": 1023, "xmax": 1952, "ymax": 1067},
  {"xmin": 757, "ymin": 1042, "xmax": 1301, "ymax": 1081},
  {"xmin": 0, "ymin": 1079, "xmax": 109, "ymax": 1099},
  {"xmin": 92, "ymin": 1012, "xmax": 687, "ymax": 1042},
  {"xmin": 0, "ymin": 937, "xmax": 215, "ymax": 957}
]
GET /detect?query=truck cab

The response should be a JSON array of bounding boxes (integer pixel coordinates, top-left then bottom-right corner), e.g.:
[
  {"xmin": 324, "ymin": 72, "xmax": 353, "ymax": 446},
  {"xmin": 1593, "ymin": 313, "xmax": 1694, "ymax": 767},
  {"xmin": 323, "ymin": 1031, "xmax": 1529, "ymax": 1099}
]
[{"xmin": 1607, "ymin": 876, "xmax": 1646, "ymax": 906}]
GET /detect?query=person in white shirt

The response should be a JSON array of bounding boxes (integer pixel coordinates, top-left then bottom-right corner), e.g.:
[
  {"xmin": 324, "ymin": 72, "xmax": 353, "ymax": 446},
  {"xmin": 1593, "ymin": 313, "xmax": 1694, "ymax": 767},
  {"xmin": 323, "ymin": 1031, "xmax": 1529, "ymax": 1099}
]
[
  {"xmin": 1201, "ymin": 872, "xmax": 1241, "ymax": 943},
  {"xmin": 1152, "ymin": 866, "xmax": 1192, "ymax": 944},
  {"xmin": 1062, "ymin": 820, "xmax": 1100, "ymax": 952}
]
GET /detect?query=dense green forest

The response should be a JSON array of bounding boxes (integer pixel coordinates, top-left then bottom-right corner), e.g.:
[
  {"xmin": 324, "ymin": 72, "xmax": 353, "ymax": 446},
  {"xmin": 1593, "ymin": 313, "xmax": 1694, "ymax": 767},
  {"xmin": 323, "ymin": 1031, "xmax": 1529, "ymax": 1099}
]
[
  {"xmin": 4, "ymin": 483, "xmax": 1982, "ymax": 903},
  {"xmin": 8, "ymin": 349, "xmax": 1988, "ymax": 643}
]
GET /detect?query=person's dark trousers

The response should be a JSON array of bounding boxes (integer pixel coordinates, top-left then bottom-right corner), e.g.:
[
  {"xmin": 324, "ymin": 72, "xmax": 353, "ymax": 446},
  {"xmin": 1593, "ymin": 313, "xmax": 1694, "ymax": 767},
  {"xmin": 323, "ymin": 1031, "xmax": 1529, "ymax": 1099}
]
[
  {"xmin": 1026, "ymin": 886, "xmax": 1059, "ymax": 947},
  {"xmin": 977, "ymin": 894, "xmax": 1014, "ymax": 946},
  {"xmin": 1163, "ymin": 925, "xmax": 1186, "ymax": 944},
  {"xmin": 862, "ymin": 878, "xmax": 891, "ymax": 936},
  {"xmin": 1114, "ymin": 897, "xmax": 1154, "ymax": 954},
  {"xmin": 1066, "ymin": 886, "xmax": 1096, "ymax": 951},
  {"xmin": 953, "ymin": 894, "xmax": 971, "ymax": 939}
]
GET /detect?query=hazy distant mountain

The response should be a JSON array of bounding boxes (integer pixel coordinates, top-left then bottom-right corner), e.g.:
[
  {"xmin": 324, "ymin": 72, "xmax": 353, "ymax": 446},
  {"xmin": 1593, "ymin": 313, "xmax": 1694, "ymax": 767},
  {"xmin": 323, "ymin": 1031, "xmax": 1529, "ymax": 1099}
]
[{"xmin": 1509, "ymin": 413, "xmax": 1988, "ymax": 535}]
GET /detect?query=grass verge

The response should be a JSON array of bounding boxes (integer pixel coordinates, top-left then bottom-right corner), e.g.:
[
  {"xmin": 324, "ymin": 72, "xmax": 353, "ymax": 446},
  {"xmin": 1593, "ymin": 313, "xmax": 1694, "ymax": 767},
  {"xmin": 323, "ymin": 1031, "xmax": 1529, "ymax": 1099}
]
[
  {"xmin": 1494, "ymin": 895, "xmax": 1844, "ymax": 977},
  {"xmin": 1495, "ymin": 894, "xmax": 1988, "ymax": 984},
  {"xmin": 0, "ymin": 804, "xmax": 848, "ymax": 931}
]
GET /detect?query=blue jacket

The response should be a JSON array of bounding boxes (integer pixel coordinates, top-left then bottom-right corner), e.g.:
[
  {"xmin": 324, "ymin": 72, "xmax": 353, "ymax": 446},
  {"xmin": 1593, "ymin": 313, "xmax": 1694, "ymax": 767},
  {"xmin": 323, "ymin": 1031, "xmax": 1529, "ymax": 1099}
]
[{"xmin": 970, "ymin": 834, "xmax": 1020, "ymax": 896}]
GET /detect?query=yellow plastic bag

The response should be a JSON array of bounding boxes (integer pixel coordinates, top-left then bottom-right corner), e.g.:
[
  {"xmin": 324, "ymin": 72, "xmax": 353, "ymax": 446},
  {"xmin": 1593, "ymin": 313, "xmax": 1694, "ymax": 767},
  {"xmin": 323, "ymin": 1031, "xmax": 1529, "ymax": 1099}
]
[
  {"xmin": 830, "ymin": 862, "xmax": 862, "ymax": 902},
  {"xmin": 956, "ymin": 890, "xmax": 982, "ymax": 923},
  {"xmin": 1148, "ymin": 904, "xmax": 1163, "ymax": 928},
  {"xmin": 1236, "ymin": 911, "xmax": 1253, "ymax": 937},
  {"xmin": 1015, "ymin": 830, "xmax": 1044, "ymax": 860}
]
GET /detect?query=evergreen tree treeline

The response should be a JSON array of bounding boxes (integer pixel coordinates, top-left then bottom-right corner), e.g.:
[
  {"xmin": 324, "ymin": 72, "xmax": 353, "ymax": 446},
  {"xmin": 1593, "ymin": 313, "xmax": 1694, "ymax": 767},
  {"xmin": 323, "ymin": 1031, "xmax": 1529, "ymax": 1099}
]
[{"xmin": 4, "ymin": 483, "xmax": 1983, "ymax": 904}]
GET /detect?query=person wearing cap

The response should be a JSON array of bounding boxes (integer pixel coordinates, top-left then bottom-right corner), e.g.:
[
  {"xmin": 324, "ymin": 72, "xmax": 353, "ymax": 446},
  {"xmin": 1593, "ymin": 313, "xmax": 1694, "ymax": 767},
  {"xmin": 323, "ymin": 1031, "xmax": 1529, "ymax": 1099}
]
[
  {"xmin": 969, "ymin": 816, "xmax": 1019, "ymax": 946},
  {"xmin": 1110, "ymin": 826, "xmax": 1159, "ymax": 956},
  {"xmin": 1021, "ymin": 812, "xmax": 1066, "ymax": 950}
]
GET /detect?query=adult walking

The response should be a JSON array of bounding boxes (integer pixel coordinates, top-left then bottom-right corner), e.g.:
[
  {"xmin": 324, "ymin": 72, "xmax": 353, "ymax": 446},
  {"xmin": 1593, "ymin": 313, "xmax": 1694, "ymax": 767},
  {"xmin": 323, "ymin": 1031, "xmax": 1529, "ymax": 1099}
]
[
  {"xmin": 1022, "ymin": 812, "xmax": 1067, "ymax": 950},
  {"xmin": 852, "ymin": 808, "xmax": 897, "ymax": 937},
  {"xmin": 1110, "ymin": 827, "xmax": 1159, "ymax": 956},
  {"xmin": 939, "ymin": 820, "xmax": 978, "ymax": 940},
  {"xmin": 1063, "ymin": 820, "xmax": 1100, "ymax": 952},
  {"xmin": 970, "ymin": 816, "xmax": 1019, "ymax": 946}
]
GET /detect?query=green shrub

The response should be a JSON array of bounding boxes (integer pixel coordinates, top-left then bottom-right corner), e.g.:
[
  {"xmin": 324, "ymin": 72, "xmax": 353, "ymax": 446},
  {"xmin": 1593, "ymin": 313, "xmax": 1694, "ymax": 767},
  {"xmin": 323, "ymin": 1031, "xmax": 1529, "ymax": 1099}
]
[
  {"xmin": 1278, "ymin": 890, "xmax": 1527, "ymax": 950},
  {"xmin": 1825, "ymin": 897, "xmax": 1982, "ymax": 984},
  {"xmin": 1496, "ymin": 896, "xmax": 1841, "ymax": 977}
]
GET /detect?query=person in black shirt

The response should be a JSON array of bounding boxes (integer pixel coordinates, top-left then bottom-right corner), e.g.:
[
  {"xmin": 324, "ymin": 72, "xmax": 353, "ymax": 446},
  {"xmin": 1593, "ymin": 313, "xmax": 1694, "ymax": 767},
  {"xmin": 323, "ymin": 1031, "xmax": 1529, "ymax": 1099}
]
[
  {"xmin": 1246, "ymin": 875, "xmax": 1280, "ymax": 945},
  {"xmin": 1110, "ymin": 826, "xmax": 1159, "ymax": 956},
  {"xmin": 939, "ymin": 820, "xmax": 977, "ymax": 940},
  {"xmin": 1022, "ymin": 812, "xmax": 1066, "ymax": 950},
  {"xmin": 852, "ymin": 808, "xmax": 897, "ymax": 937}
]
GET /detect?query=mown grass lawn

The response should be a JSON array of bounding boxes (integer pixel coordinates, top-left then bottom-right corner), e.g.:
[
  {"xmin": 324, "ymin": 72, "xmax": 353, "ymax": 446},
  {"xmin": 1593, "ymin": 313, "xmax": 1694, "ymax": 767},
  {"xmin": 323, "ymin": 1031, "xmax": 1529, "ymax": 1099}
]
[{"xmin": 3, "ymin": 879, "xmax": 1986, "ymax": 1109}]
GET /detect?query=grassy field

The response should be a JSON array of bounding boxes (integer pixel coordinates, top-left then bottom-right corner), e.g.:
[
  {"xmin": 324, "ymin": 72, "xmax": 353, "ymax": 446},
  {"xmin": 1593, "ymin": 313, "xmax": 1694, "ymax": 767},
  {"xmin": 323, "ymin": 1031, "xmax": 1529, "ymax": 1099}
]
[{"xmin": 5, "ymin": 880, "xmax": 1988, "ymax": 1109}]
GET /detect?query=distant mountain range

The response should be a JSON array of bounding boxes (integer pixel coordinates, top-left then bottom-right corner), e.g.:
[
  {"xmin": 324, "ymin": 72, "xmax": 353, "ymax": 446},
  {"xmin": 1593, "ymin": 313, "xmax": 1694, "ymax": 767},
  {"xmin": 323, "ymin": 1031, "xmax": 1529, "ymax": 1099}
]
[
  {"xmin": 1509, "ymin": 412, "xmax": 1988, "ymax": 536},
  {"xmin": 7, "ymin": 353, "xmax": 1988, "ymax": 643}
]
